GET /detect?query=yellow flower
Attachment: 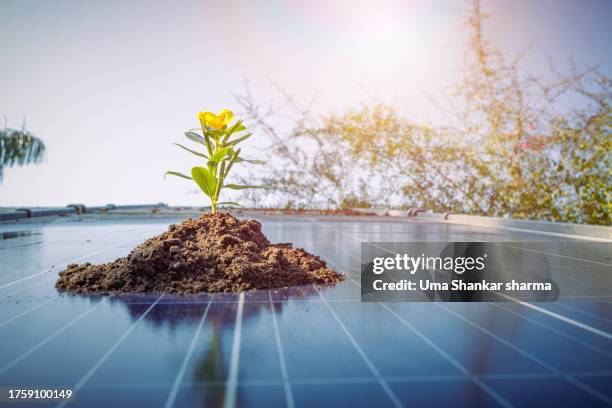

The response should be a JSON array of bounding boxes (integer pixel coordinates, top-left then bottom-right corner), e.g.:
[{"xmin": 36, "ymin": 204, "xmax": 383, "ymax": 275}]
[{"xmin": 198, "ymin": 109, "xmax": 234, "ymax": 130}]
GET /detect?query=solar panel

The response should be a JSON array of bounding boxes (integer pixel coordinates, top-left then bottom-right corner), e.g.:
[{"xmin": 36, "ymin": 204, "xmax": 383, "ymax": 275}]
[{"xmin": 0, "ymin": 214, "xmax": 610, "ymax": 407}]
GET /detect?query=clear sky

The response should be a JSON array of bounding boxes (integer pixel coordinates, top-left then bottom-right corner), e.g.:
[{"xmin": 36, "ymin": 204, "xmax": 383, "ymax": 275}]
[{"xmin": 1, "ymin": 0, "xmax": 610, "ymax": 207}]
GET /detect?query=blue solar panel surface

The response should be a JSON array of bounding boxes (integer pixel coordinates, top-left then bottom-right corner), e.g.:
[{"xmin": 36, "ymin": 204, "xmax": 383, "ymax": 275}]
[{"xmin": 0, "ymin": 214, "xmax": 610, "ymax": 407}]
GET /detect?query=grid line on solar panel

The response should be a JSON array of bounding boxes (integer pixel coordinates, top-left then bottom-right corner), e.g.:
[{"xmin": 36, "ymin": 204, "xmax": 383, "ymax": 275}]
[
  {"xmin": 8, "ymin": 371, "xmax": 604, "ymax": 390},
  {"xmin": 312, "ymin": 219, "xmax": 612, "ymax": 404},
  {"xmin": 315, "ymin": 218, "xmax": 612, "ymax": 337},
  {"xmin": 223, "ymin": 292, "xmax": 245, "ymax": 408},
  {"xmin": 163, "ymin": 295, "xmax": 214, "ymax": 408},
  {"xmin": 0, "ymin": 274, "xmax": 57, "ymax": 299},
  {"xmin": 0, "ymin": 230, "xmax": 152, "ymax": 290},
  {"xmin": 0, "ymin": 297, "xmax": 56, "ymax": 329},
  {"xmin": 489, "ymin": 302, "xmax": 612, "ymax": 358},
  {"xmin": 551, "ymin": 303, "xmax": 612, "ymax": 324},
  {"xmin": 312, "ymin": 255, "xmax": 515, "ymax": 408},
  {"xmin": 0, "ymin": 300, "xmax": 103, "ymax": 375},
  {"xmin": 312, "ymin": 284, "xmax": 403, "ymax": 408},
  {"xmin": 268, "ymin": 290, "xmax": 296, "ymax": 408},
  {"xmin": 0, "ymin": 226, "xmax": 152, "ymax": 282},
  {"xmin": 55, "ymin": 295, "xmax": 163, "ymax": 408},
  {"xmin": 1, "ymin": 215, "xmax": 610, "ymax": 407}
]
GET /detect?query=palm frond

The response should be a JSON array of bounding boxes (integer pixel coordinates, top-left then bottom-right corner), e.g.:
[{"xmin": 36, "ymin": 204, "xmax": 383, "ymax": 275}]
[{"xmin": 0, "ymin": 128, "xmax": 46, "ymax": 181}]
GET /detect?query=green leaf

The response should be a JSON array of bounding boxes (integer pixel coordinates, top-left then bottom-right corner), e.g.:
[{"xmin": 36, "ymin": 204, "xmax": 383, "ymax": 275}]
[
  {"xmin": 220, "ymin": 153, "xmax": 265, "ymax": 165},
  {"xmin": 173, "ymin": 143, "xmax": 208, "ymax": 158},
  {"xmin": 226, "ymin": 133, "xmax": 252, "ymax": 146},
  {"xmin": 222, "ymin": 120, "xmax": 245, "ymax": 144},
  {"xmin": 184, "ymin": 131, "xmax": 206, "ymax": 145},
  {"xmin": 223, "ymin": 184, "xmax": 262, "ymax": 190},
  {"xmin": 191, "ymin": 166, "xmax": 217, "ymax": 197},
  {"xmin": 209, "ymin": 147, "xmax": 230, "ymax": 164},
  {"xmin": 208, "ymin": 129, "xmax": 224, "ymax": 140},
  {"xmin": 217, "ymin": 201, "xmax": 242, "ymax": 207},
  {"xmin": 214, "ymin": 161, "xmax": 226, "ymax": 199},
  {"xmin": 202, "ymin": 133, "xmax": 214, "ymax": 156},
  {"xmin": 227, "ymin": 120, "xmax": 243, "ymax": 135},
  {"xmin": 223, "ymin": 148, "xmax": 241, "ymax": 177},
  {"xmin": 227, "ymin": 121, "xmax": 246, "ymax": 135},
  {"xmin": 234, "ymin": 158, "xmax": 266, "ymax": 165},
  {"xmin": 164, "ymin": 171, "xmax": 192, "ymax": 180}
]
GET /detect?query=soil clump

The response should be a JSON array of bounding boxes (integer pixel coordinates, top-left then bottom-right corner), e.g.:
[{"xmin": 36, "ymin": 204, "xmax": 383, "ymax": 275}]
[{"xmin": 56, "ymin": 213, "xmax": 344, "ymax": 294}]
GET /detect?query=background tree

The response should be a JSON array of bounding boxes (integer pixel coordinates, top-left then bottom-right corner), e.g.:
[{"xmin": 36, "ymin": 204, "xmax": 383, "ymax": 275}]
[
  {"xmin": 0, "ymin": 120, "xmax": 46, "ymax": 181},
  {"xmin": 235, "ymin": 0, "xmax": 611, "ymax": 225}
]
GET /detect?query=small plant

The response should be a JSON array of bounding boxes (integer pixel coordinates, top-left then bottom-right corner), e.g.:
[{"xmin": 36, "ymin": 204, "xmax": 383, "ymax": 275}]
[{"xmin": 165, "ymin": 109, "xmax": 264, "ymax": 213}]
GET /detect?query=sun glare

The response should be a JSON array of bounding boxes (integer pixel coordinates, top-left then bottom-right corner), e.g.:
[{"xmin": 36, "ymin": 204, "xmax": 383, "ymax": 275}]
[{"xmin": 296, "ymin": 0, "xmax": 437, "ymax": 72}]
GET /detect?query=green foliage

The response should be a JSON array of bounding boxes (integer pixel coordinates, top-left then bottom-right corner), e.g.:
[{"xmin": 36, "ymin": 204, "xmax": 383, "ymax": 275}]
[
  {"xmin": 191, "ymin": 166, "xmax": 217, "ymax": 197},
  {"xmin": 173, "ymin": 143, "xmax": 208, "ymax": 158},
  {"xmin": 163, "ymin": 170, "xmax": 192, "ymax": 180},
  {"xmin": 0, "ymin": 126, "xmax": 46, "ymax": 181},
  {"xmin": 234, "ymin": 0, "xmax": 611, "ymax": 225},
  {"xmin": 165, "ymin": 112, "xmax": 263, "ymax": 213}
]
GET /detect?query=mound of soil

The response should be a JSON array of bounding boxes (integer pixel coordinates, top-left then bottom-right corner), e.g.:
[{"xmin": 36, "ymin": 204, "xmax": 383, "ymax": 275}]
[{"xmin": 55, "ymin": 213, "xmax": 344, "ymax": 294}]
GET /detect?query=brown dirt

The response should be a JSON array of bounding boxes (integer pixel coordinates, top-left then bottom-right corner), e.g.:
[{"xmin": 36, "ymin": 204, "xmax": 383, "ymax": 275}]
[{"xmin": 55, "ymin": 213, "xmax": 344, "ymax": 294}]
